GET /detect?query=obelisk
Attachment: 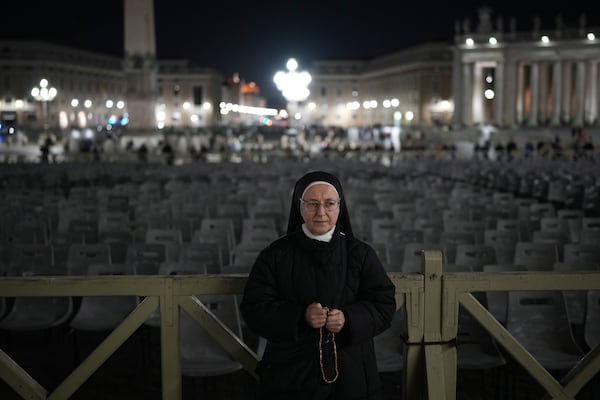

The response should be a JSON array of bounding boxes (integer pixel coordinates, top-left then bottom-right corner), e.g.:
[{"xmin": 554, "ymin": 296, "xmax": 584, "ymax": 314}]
[{"xmin": 124, "ymin": 0, "xmax": 158, "ymax": 133}]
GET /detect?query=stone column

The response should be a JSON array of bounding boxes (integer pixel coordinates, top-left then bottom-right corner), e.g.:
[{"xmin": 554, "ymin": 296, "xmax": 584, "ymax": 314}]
[
  {"xmin": 516, "ymin": 62, "xmax": 525, "ymax": 125},
  {"xmin": 551, "ymin": 61, "xmax": 562, "ymax": 126},
  {"xmin": 539, "ymin": 63, "xmax": 548, "ymax": 125},
  {"xmin": 451, "ymin": 48, "xmax": 463, "ymax": 128},
  {"xmin": 472, "ymin": 63, "xmax": 484, "ymax": 124},
  {"xmin": 585, "ymin": 60, "xmax": 598, "ymax": 124},
  {"xmin": 503, "ymin": 56, "xmax": 517, "ymax": 127},
  {"xmin": 463, "ymin": 62, "xmax": 474, "ymax": 126},
  {"xmin": 528, "ymin": 62, "xmax": 540, "ymax": 127},
  {"xmin": 562, "ymin": 62, "xmax": 572, "ymax": 124},
  {"xmin": 495, "ymin": 62, "xmax": 505, "ymax": 127},
  {"xmin": 574, "ymin": 61, "xmax": 586, "ymax": 126}
]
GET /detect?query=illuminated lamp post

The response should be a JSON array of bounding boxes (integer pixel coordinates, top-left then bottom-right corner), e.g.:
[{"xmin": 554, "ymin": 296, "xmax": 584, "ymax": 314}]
[
  {"xmin": 30, "ymin": 78, "xmax": 58, "ymax": 135},
  {"xmin": 273, "ymin": 58, "xmax": 311, "ymax": 127}
]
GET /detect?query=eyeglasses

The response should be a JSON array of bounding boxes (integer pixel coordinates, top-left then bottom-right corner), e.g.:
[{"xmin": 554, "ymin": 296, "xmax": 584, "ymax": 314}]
[{"xmin": 300, "ymin": 198, "xmax": 340, "ymax": 212}]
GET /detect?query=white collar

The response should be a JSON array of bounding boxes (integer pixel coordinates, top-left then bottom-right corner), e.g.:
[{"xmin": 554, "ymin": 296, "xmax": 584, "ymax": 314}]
[{"xmin": 302, "ymin": 224, "xmax": 335, "ymax": 242}]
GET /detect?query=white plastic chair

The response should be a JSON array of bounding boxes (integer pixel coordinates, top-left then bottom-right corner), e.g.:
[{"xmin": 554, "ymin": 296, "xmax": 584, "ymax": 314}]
[
  {"xmin": 506, "ymin": 290, "xmax": 584, "ymax": 371},
  {"xmin": 66, "ymin": 243, "xmax": 111, "ymax": 276},
  {"xmin": 0, "ymin": 245, "xmax": 72, "ymax": 331},
  {"xmin": 454, "ymin": 244, "xmax": 497, "ymax": 272},
  {"xmin": 482, "ymin": 264, "xmax": 527, "ymax": 325},
  {"xmin": 69, "ymin": 263, "xmax": 139, "ymax": 332},
  {"xmin": 513, "ymin": 241, "xmax": 558, "ymax": 271},
  {"xmin": 180, "ymin": 294, "xmax": 244, "ymax": 377},
  {"xmin": 484, "ymin": 229, "xmax": 518, "ymax": 265}
]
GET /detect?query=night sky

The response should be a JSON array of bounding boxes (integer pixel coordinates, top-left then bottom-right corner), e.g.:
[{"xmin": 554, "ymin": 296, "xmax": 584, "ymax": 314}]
[{"xmin": 2, "ymin": 1, "xmax": 600, "ymax": 107}]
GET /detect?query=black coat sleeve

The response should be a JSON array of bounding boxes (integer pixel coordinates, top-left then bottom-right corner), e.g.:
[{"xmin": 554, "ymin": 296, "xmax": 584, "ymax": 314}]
[
  {"xmin": 340, "ymin": 243, "xmax": 396, "ymax": 345},
  {"xmin": 239, "ymin": 246, "xmax": 307, "ymax": 343}
]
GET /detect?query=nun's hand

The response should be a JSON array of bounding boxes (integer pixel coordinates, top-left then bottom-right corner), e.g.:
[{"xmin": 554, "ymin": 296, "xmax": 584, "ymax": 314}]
[
  {"xmin": 305, "ymin": 302, "xmax": 328, "ymax": 329},
  {"xmin": 326, "ymin": 308, "xmax": 345, "ymax": 333}
]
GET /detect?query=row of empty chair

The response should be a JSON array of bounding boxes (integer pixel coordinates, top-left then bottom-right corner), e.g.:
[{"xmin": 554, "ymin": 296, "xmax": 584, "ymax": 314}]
[{"xmin": 1, "ymin": 156, "xmax": 599, "ymax": 398}]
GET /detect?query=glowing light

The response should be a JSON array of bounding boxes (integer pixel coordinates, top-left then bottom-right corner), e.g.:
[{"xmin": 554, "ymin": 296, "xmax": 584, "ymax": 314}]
[
  {"xmin": 116, "ymin": 100, "xmax": 125, "ymax": 109},
  {"xmin": 183, "ymin": 102, "xmax": 191, "ymax": 110},
  {"xmin": 105, "ymin": 100, "xmax": 114, "ymax": 108},
  {"xmin": 362, "ymin": 100, "xmax": 378, "ymax": 109},
  {"xmin": 405, "ymin": 111, "xmax": 414, "ymax": 121},
  {"xmin": 219, "ymin": 102, "xmax": 278, "ymax": 116},
  {"xmin": 273, "ymin": 58, "xmax": 312, "ymax": 102},
  {"xmin": 30, "ymin": 78, "xmax": 58, "ymax": 133},
  {"xmin": 383, "ymin": 99, "xmax": 391, "ymax": 108},
  {"xmin": 77, "ymin": 111, "xmax": 87, "ymax": 128},
  {"xmin": 465, "ymin": 38, "xmax": 474, "ymax": 46},
  {"xmin": 84, "ymin": 99, "xmax": 92, "ymax": 108},
  {"xmin": 84, "ymin": 128, "xmax": 94, "ymax": 139},
  {"xmin": 71, "ymin": 98, "xmax": 79, "ymax": 107},
  {"xmin": 391, "ymin": 98, "xmax": 399, "ymax": 107},
  {"xmin": 484, "ymin": 89, "xmax": 495, "ymax": 99},
  {"xmin": 541, "ymin": 35, "xmax": 550, "ymax": 44},
  {"xmin": 588, "ymin": 32, "xmax": 596, "ymax": 40},
  {"xmin": 202, "ymin": 102, "xmax": 212, "ymax": 110},
  {"xmin": 241, "ymin": 82, "xmax": 260, "ymax": 95},
  {"xmin": 59, "ymin": 111, "xmax": 68, "ymax": 129},
  {"xmin": 439, "ymin": 100, "xmax": 453, "ymax": 112},
  {"xmin": 31, "ymin": 78, "xmax": 57, "ymax": 102},
  {"xmin": 346, "ymin": 101, "xmax": 360, "ymax": 110},
  {"xmin": 488, "ymin": 37, "xmax": 498, "ymax": 45},
  {"xmin": 431, "ymin": 99, "xmax": 454, "ymax": 113}
]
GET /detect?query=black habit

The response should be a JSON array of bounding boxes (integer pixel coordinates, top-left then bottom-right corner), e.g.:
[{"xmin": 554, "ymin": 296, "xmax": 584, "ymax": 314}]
[{"xmin": 240, "ymin": 171, "xmax": 396, "ymax": 399}]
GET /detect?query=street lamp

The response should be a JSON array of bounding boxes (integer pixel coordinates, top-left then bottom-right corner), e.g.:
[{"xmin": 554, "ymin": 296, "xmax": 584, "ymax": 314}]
[
  {"xmin": 273, "ymin": 58, "xmax": 311, "ymax": 126},
  {"xmin": 31, "ymin": 78, "xmax": 58, "ymax": 134}
]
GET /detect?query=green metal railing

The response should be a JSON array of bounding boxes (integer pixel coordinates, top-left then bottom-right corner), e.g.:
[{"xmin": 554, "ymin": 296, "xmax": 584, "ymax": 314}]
[{"xmin": 0, "ymin": 250, "xmax": 599, "ymax": 400}]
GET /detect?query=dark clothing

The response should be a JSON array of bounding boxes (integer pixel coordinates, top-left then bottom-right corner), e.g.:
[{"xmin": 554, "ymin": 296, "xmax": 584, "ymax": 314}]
[{"xmin": 240, "ymin": 226, "xmax": 396, "ymax": 399}]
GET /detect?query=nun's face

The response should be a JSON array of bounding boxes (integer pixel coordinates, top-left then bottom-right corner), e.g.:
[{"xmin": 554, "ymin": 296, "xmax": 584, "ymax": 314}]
[{"xmin": 300, "ymin": 183, "xmax": 340, "ymax": 235}]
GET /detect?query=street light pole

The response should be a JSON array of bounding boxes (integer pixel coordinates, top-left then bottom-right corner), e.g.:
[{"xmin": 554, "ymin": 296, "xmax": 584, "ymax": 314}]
[
  {"xmin": 273, "ymin": 58, "xmax": 311, "ymax": 128},
  {"xmin": 30, "ymin": 78, "xmax": 58, "ymax": 136}
]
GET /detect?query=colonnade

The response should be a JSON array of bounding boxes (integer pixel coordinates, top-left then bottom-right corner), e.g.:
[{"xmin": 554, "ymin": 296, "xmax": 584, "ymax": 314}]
[{"xmin": 454, "ymin": 47, "xmax": 600, "ymax": 129}]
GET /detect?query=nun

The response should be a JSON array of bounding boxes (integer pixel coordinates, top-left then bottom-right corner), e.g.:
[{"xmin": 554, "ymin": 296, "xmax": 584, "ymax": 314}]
[{"xmin": 240, "ymin": 170, "xmax": 396, "ymax": 399}]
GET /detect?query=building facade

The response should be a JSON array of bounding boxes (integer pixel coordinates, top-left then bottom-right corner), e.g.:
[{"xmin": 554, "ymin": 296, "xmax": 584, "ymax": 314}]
[
  {"xmin": 0, "ymin": 41, "xmax": 224, "ymax": 137},
  {"xmin": 452, "ymin": 7, "xmax": 600, "ymax": 129},
  {"xmin": 304, "ymin": 43, "xmax": 454, "ymax": 129},
  {"xmin": 1, "ymin": 7, "xmax": 599, "ymax": 135}
]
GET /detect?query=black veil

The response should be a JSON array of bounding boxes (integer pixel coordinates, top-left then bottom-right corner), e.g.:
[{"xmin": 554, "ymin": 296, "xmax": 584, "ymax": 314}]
[{"xmin": 286, "ymin": 170, "xmax": 354, "ymax": 239}]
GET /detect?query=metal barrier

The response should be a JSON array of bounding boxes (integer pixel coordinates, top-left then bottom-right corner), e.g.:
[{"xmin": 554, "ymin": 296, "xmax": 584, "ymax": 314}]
[{"xmin": 0, "ymin": 251, "xmax": 599, "ymax": 399}]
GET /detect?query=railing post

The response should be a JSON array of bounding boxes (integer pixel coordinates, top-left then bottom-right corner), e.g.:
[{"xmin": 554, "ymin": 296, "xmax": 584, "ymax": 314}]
[
  {"xmin": 401, "ymin": 279, "xmax": 426, "ymax": 400},
  {"xmin": 422, "ymin": 249, "xmax": 456, "ymax": 400},
  {"xmin": 160, "ymin": 277, "xmax": 182, "ymax": 400}
]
